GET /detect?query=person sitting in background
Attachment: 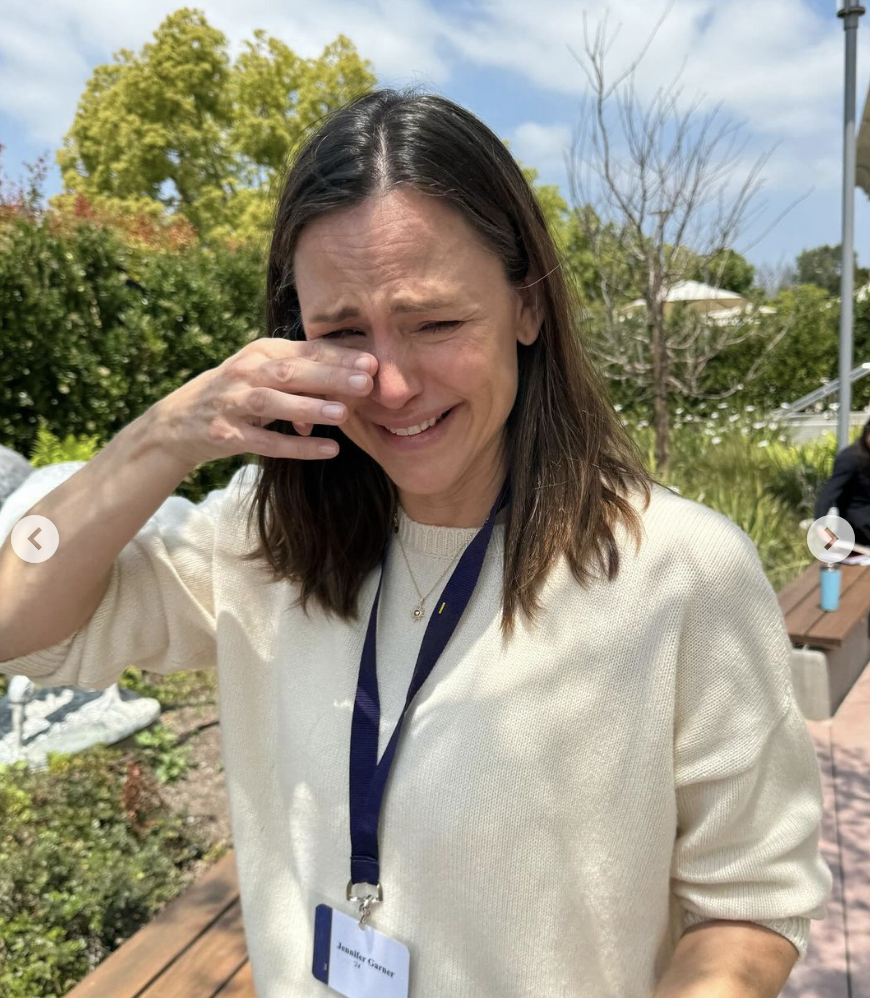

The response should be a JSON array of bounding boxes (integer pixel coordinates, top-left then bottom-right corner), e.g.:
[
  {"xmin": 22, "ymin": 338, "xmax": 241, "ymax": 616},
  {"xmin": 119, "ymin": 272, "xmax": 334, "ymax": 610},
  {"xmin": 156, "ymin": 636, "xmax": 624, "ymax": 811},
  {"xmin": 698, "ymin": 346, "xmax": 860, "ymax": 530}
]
[{"xmin": 814, "ymin": 416, "xmax": 870, "ymax": 547}]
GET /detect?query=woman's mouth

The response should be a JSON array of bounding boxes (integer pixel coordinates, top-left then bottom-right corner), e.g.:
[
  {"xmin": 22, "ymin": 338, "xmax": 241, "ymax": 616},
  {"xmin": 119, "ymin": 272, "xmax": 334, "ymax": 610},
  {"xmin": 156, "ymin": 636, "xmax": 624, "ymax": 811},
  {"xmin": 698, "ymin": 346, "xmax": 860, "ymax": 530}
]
[{"xmin": 375, "ymin": 405, "xmax": 459, "ymax": 448}]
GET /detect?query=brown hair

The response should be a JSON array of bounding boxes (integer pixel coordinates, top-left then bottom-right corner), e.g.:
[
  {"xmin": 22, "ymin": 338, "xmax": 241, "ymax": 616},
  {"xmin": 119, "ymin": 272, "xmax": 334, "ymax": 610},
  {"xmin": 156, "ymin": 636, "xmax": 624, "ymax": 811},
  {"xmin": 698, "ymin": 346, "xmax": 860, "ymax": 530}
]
[{"xmin": 241, "ymin": 86, "xmax": 658, "ymax": 639}]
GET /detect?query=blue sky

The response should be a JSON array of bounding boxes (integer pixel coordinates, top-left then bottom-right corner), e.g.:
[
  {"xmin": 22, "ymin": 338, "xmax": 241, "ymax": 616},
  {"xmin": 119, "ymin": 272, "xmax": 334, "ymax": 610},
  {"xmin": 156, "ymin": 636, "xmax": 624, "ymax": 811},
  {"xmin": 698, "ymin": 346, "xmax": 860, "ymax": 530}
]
[{"xmin": 1, "ymin": 0, "xmax": 868, "ymax": 278}]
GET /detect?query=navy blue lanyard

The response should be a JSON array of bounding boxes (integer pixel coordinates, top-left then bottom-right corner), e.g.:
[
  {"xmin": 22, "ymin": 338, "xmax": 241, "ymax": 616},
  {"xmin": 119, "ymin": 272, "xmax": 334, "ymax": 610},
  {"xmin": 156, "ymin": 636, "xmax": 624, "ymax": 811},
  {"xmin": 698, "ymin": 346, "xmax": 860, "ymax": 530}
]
[{"xmin": 348, "ymin": 477, "xmax": 511, "ymax": 890}]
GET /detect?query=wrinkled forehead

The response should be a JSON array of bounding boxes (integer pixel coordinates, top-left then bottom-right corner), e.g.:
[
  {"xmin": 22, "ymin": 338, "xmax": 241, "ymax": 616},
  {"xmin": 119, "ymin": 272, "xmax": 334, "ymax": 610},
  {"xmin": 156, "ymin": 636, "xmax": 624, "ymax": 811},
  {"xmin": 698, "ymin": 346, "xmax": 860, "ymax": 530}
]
[{"xmin": 292, "ymin": 190, "xmax": 504, "ymax": 312}]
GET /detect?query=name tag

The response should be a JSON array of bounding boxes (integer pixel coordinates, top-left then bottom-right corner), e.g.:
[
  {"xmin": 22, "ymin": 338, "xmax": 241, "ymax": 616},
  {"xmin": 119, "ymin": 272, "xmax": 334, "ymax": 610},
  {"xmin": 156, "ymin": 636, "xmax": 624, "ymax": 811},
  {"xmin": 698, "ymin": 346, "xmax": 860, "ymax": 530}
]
[{"xmin": 312, "ymin": 905, "xmax": 410, "ymax": 998}]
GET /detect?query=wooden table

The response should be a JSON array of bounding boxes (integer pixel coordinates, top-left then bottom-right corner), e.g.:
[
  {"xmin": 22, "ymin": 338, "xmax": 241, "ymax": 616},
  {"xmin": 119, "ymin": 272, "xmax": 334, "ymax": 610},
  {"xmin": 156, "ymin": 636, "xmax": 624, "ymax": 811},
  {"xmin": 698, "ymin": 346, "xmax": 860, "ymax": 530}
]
[{"xmin": 778, "ymin": 560, "xmax": 870, "ymax": 717}]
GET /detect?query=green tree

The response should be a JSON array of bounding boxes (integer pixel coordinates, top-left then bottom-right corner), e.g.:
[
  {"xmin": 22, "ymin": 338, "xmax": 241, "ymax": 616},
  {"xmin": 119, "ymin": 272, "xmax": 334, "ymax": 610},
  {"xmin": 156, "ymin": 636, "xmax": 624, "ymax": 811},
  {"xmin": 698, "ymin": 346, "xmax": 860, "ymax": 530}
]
[
  {"xmin": 57, "ymin": 8, "xmax": 376, "ymax": 242},
  {"xmin": 794, "ymin": 243, "xmax": 869, "ymax": 297},
  {"xmin": 507, "ymin": 149, "xmax": 600, "ymax": 305},
  {"xmin": 700, "ymin": 284, "xmax": 839, "ymax": 407},
  {"xmin": 690, "ymin": 248, "xmax": 755, "ymax": 294}
]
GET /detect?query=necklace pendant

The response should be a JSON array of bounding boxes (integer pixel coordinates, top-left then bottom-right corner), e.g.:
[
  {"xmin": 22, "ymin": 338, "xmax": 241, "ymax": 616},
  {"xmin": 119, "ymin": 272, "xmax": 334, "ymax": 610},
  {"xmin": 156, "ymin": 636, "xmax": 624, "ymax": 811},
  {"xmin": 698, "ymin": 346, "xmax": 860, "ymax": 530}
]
[{"xmin": 412, "ymin": 603, "xmax": 425, "ymax": 621}]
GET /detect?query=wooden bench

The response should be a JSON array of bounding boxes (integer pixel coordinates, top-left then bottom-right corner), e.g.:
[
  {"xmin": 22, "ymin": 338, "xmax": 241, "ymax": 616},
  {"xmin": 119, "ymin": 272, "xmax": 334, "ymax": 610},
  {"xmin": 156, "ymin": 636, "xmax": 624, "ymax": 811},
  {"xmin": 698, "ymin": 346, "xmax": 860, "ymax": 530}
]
[
  {"xmin": 63, "ymin": 850, "xmax": 256, "ymax": 998},
  {"xmin": 778, "ymin": 560, "xmax": 870, "ymax": 719}
]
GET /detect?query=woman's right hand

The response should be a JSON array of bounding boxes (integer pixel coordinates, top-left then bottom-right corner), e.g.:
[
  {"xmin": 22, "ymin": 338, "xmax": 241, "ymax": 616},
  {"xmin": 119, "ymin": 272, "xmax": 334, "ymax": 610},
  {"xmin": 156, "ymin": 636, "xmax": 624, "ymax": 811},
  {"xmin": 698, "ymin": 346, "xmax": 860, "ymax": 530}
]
[{"xmin": 147, "ymin": 337, "xmax": 378, "ymax": 472}]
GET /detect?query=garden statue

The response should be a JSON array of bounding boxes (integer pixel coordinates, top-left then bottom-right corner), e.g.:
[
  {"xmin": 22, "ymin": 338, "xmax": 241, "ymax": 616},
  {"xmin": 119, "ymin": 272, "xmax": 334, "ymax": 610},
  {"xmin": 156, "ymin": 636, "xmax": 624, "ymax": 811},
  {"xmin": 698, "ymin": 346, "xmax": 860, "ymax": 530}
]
[{"xmin": 0, "ymin": 452, "xmax": 160, "ymax": 768}]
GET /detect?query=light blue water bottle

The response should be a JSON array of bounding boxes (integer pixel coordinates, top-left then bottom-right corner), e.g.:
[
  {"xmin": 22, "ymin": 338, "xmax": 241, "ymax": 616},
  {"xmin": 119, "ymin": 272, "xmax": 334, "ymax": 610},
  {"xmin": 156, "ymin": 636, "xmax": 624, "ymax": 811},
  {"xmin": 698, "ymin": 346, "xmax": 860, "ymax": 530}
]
[
  {"xmin": 820, "ymin": 505, "xmax": 841, "ymax": 611},
  {"xmin": 820, "ymin": 563, "xmax": 841, "ymax": 611}
]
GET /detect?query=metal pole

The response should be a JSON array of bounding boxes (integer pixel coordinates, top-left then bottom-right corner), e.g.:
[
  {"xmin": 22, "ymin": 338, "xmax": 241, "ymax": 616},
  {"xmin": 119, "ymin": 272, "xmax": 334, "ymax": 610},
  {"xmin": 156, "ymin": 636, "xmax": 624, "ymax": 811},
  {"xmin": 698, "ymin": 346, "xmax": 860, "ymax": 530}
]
[{"xmin": 837, "ymin": 2, "xmax": 865, "ymax": 450}]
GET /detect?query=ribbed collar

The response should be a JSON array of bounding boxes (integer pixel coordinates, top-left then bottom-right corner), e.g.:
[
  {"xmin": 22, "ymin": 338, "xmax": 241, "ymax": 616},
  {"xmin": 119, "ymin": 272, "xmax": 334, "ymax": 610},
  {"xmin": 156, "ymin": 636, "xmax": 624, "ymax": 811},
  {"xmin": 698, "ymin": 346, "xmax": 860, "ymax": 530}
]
[{"xmin": 393, "ymin": 502, "xmax": 508, "ymax": 559}]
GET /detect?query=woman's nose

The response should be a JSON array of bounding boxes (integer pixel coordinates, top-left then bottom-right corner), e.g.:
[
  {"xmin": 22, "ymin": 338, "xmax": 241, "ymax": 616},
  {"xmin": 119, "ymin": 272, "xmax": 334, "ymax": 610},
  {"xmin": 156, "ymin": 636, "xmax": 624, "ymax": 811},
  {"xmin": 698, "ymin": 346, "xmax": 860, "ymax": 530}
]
[{"xmin": 367, "ymin": 350, "xmax": 422, "ymax": 409}]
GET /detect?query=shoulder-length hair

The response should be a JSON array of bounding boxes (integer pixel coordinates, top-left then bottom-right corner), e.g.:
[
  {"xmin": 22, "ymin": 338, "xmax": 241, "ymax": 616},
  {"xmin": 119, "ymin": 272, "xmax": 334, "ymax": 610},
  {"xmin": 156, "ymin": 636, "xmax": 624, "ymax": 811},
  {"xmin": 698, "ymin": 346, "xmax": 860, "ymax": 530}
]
[{"xmin": 240, "ymin": 86, "xmax": 657, "ymax": 639}]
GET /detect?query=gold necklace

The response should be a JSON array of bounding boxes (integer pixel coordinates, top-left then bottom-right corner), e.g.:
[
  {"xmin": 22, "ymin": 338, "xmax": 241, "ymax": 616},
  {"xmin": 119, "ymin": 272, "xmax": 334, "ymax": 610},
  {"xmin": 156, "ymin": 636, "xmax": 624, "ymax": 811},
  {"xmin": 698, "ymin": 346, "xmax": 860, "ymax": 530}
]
[{"xmin": 392, "ymin": 511, "xmax": 465, "ymax": 621}]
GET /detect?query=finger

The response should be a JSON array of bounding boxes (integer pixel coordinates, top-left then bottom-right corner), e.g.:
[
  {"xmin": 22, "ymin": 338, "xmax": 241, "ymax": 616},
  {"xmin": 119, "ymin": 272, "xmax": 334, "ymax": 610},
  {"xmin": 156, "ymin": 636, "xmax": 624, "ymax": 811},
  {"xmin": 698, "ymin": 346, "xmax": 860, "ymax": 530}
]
[
  {"xmin": 238, "ymin": 388, "xmax": 350, "ymax": 428},
  {"xmin": 265, "ymin": 356, "xmax": 374, "ymax": 399},
  {"xmin": 242, "ymin": 424, "xmax": 340, "ymax": 460},
  {"xmin": 254, "ymin": 337, "xmax": 377, "ymax": 375}
]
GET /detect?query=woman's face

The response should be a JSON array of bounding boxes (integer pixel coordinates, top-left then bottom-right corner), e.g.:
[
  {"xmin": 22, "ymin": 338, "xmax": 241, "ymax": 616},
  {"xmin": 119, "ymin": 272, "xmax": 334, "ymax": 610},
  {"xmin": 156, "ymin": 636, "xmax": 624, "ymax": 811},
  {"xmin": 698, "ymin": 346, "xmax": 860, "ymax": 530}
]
[{"xmin": 293, "ymin": 188, "xmax": 541, "ymax": 522}]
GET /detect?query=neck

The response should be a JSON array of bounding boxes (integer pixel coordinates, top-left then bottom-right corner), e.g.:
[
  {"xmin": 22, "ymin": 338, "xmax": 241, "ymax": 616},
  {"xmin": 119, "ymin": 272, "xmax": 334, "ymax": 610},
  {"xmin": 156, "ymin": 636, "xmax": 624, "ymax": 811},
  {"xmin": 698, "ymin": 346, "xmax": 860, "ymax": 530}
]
[{"xmin": 398, "ymin": 469, "xmax": 508, "ymax": 528}]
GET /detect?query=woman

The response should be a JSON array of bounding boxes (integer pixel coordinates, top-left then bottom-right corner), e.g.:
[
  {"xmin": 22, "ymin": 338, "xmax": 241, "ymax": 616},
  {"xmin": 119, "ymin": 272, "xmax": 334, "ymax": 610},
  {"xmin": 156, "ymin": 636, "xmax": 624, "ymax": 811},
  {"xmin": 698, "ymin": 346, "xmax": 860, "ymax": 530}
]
[
  {"xmin": 0, "ymin": 89, "xmax": 831, "ymax": 998},
  {"xmin": 814, "ymin": 416, "xmax": 870, "ymax": 547}
]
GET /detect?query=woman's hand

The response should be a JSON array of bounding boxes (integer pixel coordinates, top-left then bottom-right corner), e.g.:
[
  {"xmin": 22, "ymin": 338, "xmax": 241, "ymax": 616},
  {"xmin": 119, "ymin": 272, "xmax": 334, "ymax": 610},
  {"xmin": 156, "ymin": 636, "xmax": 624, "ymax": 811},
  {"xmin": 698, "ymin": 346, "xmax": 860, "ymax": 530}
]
[{"xmin": 147, "ymin": 337, "xmax": 377, "ymax": 472}]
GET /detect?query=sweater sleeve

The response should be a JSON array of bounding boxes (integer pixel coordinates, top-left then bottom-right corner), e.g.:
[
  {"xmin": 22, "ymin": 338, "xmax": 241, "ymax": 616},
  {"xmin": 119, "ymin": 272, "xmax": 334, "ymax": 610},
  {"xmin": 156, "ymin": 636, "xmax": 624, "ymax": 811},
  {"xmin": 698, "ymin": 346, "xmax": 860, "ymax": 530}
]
[
  {"xmin": 0, "ymin": 462, "xmax": 257, "ymax": 691},
  {"xmin": 670, "ymin": 511, "xmax": 833, "ymax": 963}
]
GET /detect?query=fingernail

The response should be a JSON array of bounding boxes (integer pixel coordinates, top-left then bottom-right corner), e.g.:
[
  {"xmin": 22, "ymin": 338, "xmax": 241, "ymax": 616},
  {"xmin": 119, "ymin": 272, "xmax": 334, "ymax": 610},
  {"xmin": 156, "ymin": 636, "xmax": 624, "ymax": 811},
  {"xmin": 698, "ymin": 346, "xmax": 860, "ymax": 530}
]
[
  {"xmin": 319, "ymin": 443, "xmax": 339, "ymax": 456},
  {"xmin": 349, "ymin": 374, "xmax": 369, "ymax": 389},
  {"xmin": 322, "ymin": 404, "xmax": 345, "ymax": 419},
  {"xmin": 353, "ymin": 356, "xmax": 373, "ymax": 371}
]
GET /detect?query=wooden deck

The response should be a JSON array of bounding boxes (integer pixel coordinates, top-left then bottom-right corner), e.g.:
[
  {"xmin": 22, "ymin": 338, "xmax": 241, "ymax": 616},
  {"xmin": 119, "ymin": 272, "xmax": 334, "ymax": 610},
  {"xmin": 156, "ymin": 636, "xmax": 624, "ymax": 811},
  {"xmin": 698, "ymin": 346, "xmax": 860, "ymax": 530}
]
[
  {"xmin": 62, "ymin": 673, "xmax": 870, "ymax": 998},
  {"xmin": 63, "ymin": 849, "xmax": 256, "ymax": 998}
]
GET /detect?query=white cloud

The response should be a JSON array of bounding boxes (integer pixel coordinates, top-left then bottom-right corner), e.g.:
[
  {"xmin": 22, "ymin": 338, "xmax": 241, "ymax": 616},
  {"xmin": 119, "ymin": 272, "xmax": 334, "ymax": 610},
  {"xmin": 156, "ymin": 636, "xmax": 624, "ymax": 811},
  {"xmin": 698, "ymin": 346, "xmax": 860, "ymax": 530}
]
[
  {"xmin": 0, "ymin": 0, "xmax": 867, "ymax": 212},
  {"xmin": 442, "ymin": 0, "xmax": 869, "ymax": 141},
  {"xmin": 509, "ymin": 121, "xmax": 574, "ymax": 177}
]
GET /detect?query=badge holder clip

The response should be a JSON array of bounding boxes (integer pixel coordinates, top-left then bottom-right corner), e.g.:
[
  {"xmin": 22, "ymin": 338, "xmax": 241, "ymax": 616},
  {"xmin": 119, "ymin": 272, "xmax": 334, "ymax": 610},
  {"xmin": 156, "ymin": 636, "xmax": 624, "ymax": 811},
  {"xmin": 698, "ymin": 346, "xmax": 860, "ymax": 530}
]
[{"xmin": 346, "ymin": 880, "xmax": 383, "ymax": 930}]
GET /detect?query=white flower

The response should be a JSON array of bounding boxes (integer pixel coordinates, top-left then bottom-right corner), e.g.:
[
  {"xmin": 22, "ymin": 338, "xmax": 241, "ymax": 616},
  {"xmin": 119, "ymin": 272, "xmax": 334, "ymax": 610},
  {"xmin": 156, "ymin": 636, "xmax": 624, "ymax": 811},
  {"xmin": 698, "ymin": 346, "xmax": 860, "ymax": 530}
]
[
  {"xmin": 675, "ymin": 407, "xmax": 684, "ymax": 415},
  {"xmin": 759, "ymin": 440, "xmax": 770, "ymax": 447},
  {"xmin": 614, "ymin": 404, "xmax": 623, "ymax": 412},
  {"xmin": 712, "ymin": 436, "xmax": 722, "ymax": 444},
  {"xmin": 753, "ymin": 421, "xmax": 765, "ymax": 429},
  {"xmin": 729, "ymin": 414, "xmax": 739, "ymax": 422},
  {"xmin": 717, "ymin": 402, "xmax": 728, "ymax": 409},
  {"xmin": 745, "ymin": 405, "xmax": 755, "ymax": 412},
  {"xmin": 638, "ymin": 419, "xmax": 649, "ymax": 427}
]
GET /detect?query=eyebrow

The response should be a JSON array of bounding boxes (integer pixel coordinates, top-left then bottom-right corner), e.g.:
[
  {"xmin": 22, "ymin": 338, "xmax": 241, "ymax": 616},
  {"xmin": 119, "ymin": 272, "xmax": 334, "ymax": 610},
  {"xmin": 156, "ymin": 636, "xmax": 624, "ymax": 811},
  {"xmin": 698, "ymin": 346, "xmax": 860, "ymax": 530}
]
[{"xmin": 307, "ymin": 296, "xmax": 461, "ymax": 325}]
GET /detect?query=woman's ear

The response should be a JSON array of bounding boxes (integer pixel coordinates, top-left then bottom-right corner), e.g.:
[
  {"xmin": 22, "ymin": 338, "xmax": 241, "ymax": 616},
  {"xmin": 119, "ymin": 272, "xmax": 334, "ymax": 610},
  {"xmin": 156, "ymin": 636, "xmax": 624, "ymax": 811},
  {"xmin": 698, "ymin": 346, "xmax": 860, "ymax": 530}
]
[{"xmin": 515, "ymin": 275, "xmax": 543, "ymax": 346}]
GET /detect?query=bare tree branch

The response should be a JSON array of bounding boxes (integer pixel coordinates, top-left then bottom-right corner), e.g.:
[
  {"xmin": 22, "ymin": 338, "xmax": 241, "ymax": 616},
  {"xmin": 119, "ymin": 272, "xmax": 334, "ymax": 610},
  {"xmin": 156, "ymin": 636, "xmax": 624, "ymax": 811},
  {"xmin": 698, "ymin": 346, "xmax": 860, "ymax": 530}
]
[{"xmin": 566, "ymin": 8, "xmax": 795, "ymax": 473}]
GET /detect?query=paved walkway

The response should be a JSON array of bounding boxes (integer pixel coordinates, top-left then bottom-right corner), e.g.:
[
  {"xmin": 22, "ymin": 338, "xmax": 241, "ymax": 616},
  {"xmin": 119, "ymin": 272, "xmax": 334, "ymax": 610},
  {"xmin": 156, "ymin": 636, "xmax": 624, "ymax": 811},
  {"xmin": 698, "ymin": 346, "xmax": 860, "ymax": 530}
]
[{"xmin": 784, "ymin": 660, "xmax": 870, "ymax": 997}]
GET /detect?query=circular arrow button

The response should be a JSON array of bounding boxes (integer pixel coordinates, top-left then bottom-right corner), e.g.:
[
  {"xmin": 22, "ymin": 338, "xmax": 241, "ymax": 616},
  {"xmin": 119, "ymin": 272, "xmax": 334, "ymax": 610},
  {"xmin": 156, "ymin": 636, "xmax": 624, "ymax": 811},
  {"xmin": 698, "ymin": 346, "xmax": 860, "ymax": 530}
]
[
  {"xmin": 807, "ymin": 514, "xmax": 855, "ymax": 563},
  {"xmin": 10, "ymin": 514, "xmax": 60, "ymax": 563}
]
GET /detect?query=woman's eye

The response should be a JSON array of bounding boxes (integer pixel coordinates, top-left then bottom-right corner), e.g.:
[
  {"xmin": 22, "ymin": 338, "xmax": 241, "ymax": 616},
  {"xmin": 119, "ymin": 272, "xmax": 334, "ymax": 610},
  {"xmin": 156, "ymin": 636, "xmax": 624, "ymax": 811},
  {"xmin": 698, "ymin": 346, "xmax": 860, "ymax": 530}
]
[
  {"xmin": 323, "ymin": 321, "xmax": 461, "ymax": 339},
  {"xmin": 422, "ymin": 321, "xmax": 461, "ymax": 332}
]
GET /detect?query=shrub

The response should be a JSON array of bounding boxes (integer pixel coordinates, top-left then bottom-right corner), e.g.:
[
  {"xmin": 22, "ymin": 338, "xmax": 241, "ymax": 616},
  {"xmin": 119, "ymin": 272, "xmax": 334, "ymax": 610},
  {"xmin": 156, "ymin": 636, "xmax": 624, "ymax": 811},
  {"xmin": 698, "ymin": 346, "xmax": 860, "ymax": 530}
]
[{"xmin": 0, "ymin": 745, "xmax": 211, "ymax": 998}]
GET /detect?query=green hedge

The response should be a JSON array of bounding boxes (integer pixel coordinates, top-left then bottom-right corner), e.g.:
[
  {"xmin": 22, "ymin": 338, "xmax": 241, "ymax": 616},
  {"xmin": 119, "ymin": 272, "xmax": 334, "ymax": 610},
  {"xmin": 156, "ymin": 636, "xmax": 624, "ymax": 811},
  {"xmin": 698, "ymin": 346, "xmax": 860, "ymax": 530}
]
[{"xmin": 0, "ymin": 213, "xmax": 265, "ymax": 500}]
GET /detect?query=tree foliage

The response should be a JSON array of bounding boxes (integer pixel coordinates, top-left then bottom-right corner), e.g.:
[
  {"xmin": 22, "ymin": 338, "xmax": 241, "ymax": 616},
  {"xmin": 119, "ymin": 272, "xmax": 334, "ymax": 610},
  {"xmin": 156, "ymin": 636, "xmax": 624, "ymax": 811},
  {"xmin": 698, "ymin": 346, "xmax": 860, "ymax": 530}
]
[
  {"xmin": 794, "ymin": 243, "xmax": 869, "ymax": 297},
  {"xmin": 57, "ymin": 8, "xmax": 377, "ymax": 243},
  {"xmin": 0, "ymin": 200, "xmax": 260, "ymax": 501},
  {"xmin": 700, "ymin": 284, "xmax": 839, "ymax": 407}
]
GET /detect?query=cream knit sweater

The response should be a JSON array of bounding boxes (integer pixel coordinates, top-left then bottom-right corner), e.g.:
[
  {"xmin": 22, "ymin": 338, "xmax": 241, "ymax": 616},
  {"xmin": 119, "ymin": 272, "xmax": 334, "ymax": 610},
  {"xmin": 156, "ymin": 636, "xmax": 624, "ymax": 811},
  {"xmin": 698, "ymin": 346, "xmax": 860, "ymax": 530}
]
[{"xmin": 0, "ymin": 464, "xmax": 833, "ymax": 998}]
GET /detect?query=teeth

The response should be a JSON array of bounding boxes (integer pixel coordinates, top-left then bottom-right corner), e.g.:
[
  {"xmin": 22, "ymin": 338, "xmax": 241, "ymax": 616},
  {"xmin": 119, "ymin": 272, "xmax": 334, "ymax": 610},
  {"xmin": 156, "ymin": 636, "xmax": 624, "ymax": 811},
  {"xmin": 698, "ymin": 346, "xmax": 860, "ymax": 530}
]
[{"xmin": 387, "ymin": 415, "xmax": 440, "ymax": 436}]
